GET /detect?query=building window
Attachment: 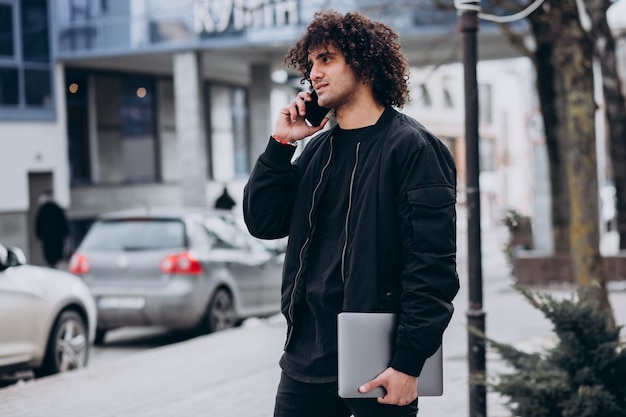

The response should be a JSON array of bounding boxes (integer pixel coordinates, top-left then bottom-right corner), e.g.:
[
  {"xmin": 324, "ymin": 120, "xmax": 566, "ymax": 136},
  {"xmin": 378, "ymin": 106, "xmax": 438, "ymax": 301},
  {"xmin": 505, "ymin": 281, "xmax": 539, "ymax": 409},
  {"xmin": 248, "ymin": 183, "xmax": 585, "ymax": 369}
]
[
  {"xmin": 206, "ymin": 84, "xmax": 250, "ymax": 179},
  {"xmin": 479, "ymin": 83, "xmax": 493, "ymax": 125},
  {"xmin": 121, "ymin": 77, "xmax": 159, "ymax": 182},
  {"xmin": 21, "ymin": 0, "xmax": 50, "ymax": 62},
  {"xmin": 480, "ymin": 137, "xmax": 496, "ymax": 172},
  {"xmin": 231, "ymin": 87, "xmax": 249, "ymax": 177},
  {"xmin": 0, "ymin": 0, "xmax": 53, "ymax": 117},
  {"xmin": 442, "ymin": 76, "xmax": 454, "ymax": 108},
  {"xmin": 0, "ymin": 4, "xmax": 15, "ymax": 57},
  {"xmin": 419, "ymin": 84, "xmax": 432, "ymax": 107},
  {"xmin": 66, "ymin": 70, "xmax": 91, "ymax": 184},
  {"xmin": 0, "ymin": 67, "xmax": 19, "ymax": 105}
]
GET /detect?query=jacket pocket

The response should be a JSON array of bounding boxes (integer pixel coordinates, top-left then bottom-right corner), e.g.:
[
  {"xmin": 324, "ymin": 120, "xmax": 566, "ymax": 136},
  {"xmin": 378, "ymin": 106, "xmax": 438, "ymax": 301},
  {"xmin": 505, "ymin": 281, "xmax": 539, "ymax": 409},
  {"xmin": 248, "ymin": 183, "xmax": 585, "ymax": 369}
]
[{"xmin": 407, "ymin": 185, "xmax": 456, "ymax": 254}]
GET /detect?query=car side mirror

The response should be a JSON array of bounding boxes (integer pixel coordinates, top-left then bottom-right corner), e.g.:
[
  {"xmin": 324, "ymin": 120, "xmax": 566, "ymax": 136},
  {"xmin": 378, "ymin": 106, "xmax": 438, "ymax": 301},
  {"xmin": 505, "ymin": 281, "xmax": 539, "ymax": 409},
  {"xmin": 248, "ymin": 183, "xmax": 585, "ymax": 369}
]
[
  {"xmin": 7, "ymin": 247, "xmax": 27, "ymax": 266},
  {"xmin": 0, "ymin": 244, "xmax": 7, "ymax": 269}
]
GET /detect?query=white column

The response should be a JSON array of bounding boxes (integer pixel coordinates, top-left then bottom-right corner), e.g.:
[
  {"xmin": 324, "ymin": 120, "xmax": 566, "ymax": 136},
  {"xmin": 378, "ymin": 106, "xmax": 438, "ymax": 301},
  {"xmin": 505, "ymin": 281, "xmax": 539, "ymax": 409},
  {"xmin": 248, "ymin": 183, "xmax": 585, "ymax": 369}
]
[{"xmin": 174, "ymin": 51, "xmax": 208, "ymax": 207}]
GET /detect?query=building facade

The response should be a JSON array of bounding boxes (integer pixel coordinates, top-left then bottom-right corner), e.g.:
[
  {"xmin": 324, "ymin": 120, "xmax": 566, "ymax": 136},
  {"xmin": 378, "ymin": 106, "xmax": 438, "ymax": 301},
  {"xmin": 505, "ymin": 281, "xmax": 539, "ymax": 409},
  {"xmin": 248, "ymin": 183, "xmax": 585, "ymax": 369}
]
[{"xmin": 10, "ymin": 0, "xmax": 623, "ymax": 265}]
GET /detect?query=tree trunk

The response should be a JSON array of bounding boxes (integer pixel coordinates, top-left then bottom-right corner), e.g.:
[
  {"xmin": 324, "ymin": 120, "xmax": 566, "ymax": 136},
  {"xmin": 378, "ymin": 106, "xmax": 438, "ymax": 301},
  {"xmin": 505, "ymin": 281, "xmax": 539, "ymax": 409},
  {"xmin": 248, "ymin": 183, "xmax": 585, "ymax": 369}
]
[
  {"xmin": 587, "ymin": 0, "xmax": 626, "ymax": 250},
  {"xmin": 551, "ymin": 0, "xmax": 613, "ymax": 322},
  {"xmin": 486, "ymin": 0, "xmax": 573, "ymax": 252},
  {"xmin": 526, "ymin": 9, "xmax": 571, "ymax": 252}
]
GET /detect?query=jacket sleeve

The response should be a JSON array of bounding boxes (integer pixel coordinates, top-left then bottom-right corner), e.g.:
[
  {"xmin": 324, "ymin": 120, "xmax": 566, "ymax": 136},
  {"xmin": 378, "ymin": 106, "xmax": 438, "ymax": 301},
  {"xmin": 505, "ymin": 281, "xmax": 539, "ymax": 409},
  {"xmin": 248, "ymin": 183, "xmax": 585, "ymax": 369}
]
[
  {"xmin": 389, "ymin": 137, "xmax": 460, "ymax": 377},
  {"xmin": 243, "ymin": 137, "xmax": 299, "ymax": 240}
]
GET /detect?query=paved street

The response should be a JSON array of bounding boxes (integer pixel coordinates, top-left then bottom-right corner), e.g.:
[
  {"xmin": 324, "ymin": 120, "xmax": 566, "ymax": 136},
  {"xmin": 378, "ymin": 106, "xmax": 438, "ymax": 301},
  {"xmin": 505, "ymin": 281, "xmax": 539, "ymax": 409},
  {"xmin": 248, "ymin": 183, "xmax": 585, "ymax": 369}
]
[{"xmin": 1, "ymin": 221, "xmax": 625, "ymax": 417}]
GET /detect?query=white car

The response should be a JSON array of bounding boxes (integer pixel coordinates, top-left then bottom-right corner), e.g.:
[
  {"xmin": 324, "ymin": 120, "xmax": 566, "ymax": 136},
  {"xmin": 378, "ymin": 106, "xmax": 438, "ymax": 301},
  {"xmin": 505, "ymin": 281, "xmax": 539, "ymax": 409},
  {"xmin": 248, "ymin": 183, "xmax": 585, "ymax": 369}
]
[{"xmin": 0, "ymin": 244, "xmax": 96, "ymax": 380}]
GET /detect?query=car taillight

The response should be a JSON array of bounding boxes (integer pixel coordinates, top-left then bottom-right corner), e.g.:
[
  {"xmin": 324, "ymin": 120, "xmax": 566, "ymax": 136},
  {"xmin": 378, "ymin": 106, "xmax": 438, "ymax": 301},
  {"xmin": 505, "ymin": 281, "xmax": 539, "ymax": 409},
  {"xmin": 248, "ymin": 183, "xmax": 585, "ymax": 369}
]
[
  {"xmin": 69, "ymin": 253, "xmax": 91, "ymax": 275},
  {"xmin": 160, "ymin": 252, "xmax": 203, "ymax": 275}
]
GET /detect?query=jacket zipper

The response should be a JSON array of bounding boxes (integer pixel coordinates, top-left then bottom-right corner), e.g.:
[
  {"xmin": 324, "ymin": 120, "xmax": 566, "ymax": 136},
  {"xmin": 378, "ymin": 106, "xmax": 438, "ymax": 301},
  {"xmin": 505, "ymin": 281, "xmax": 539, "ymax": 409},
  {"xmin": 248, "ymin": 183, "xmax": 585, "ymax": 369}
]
[
  {"xmin": 341, "ymin": 142, "xmax": 360, "ymax": 282},
  {"xmin": 285, "ymin": 137, "xmax": 334, "ymax": 347}
]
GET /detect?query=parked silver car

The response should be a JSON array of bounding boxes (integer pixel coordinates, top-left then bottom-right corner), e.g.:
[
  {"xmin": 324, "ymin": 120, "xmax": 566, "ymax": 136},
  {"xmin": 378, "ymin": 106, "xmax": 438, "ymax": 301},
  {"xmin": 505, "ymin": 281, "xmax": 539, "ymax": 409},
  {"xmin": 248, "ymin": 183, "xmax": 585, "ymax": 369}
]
[
  {"xmin": 0, "ymin": 244, "xmax": 96, "ymax": 379},
  {"xmin": 69, "ymin": 207, "xmax": 283, "ymax": 345}
]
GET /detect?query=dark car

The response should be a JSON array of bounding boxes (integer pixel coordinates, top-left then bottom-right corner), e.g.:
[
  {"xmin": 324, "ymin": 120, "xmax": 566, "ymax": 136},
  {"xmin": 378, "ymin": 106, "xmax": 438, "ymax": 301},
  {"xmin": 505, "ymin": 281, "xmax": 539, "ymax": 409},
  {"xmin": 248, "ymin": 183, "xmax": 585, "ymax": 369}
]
[{"xmin": 69, "ymin": 207, "xmax": 283, "ymax": 345}]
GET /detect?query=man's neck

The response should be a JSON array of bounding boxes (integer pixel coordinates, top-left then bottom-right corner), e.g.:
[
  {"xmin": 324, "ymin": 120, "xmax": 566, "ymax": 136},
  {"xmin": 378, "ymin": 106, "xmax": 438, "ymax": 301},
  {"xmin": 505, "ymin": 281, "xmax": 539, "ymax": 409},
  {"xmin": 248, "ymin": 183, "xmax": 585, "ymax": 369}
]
[{"xmin": 335, "ymin": 89, "xmax": 385, "ymax": 130}]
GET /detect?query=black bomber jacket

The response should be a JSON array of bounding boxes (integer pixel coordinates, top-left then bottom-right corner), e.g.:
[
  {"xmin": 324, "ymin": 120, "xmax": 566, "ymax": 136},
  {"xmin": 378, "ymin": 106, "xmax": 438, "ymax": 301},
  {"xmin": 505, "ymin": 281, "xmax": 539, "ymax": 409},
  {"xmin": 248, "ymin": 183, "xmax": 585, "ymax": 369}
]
[{"xmin": 243, "ymin": 107, "xmax": 460, "ymax": 377}]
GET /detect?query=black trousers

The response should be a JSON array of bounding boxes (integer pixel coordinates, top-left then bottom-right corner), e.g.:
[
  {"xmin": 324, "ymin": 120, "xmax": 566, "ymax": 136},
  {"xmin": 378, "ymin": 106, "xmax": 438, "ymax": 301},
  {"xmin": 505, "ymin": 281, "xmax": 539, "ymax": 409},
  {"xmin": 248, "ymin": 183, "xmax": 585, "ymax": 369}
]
[{"xmin": 273, "ymin": 372, "xmax": 418, "ymax": 417}]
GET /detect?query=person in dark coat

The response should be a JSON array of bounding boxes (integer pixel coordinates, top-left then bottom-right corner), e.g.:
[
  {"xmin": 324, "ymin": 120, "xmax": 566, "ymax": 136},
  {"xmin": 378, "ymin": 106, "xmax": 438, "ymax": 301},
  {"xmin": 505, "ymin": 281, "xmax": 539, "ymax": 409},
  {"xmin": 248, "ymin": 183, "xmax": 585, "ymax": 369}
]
[
  {"xmin": 35, "ymin": 190, "xmax": 69, "ymax": 268},
  {"xmin": 214, "ymin": 186, "xmax": 236, "ymax": 210},
  {"xmin": 243, "ymin": 10, "xmax": 459, "ymax": 417}
]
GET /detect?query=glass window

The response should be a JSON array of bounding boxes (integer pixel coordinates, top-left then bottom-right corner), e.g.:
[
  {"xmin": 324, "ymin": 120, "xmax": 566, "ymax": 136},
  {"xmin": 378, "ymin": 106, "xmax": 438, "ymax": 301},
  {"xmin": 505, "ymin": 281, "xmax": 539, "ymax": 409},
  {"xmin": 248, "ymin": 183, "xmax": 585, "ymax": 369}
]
[
  {"xmin": 419, "ymin": 84, "xmax": 432, "ymax": 107},
  {"xmin": 480, "ymin": 137, "xmax": 496, "ymax": 172},
  {"xmin": 80, "ymin": 219, "xmax": 186, "ymax": 251},
  {"xmin": 0, "ymin": 0, "xmax": 54, "ymax": 117},
  {"xmin": 479, "ymin": 83, "xmax": 493, "ymax": 124},
  {"xmin": 206, "ymin": 83, "xmax": 250, "ymax": 179},
  {"xmin": 121, "ymin": 76, "xmax": 158, "ymax": 182},
  {"xmin": 21, "ymin": 0, "xmax": 50, "ymax": 62},
  {"xmin": 231, "ymin": 87, "xmax": 249, "ymax": 177},
  {"xmin": 0, "ymin": 4, "xmax": 14, "ymax": 57},
  {"xmin": 443, "ymin": 89, "xmax": 453, "ymax": 108},
  {"xmin": 24, "ymin": 69, "xmax": 51, "ymax": 106},
  {"xmin": 66, "ymin": 71, "xmax": 92, "ymax": 183},
  {"xmin": 0, "ymin": 67, "xmax": 18, "ymax": 105}
]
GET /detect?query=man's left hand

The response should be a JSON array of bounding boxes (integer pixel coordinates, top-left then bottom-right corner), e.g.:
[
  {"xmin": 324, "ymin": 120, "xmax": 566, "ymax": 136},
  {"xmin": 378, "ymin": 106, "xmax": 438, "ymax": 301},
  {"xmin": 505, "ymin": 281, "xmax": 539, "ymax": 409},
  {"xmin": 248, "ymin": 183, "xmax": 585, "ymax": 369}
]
[{"xmin": 358, "ymin": 367, "xmax": 418, "ymax": 406}]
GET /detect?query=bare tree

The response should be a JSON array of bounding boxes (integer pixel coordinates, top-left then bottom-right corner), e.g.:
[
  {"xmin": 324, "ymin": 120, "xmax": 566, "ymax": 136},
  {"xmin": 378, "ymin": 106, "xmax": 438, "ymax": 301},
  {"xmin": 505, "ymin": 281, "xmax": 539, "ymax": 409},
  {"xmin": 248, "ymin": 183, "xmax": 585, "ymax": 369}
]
[
  {"xmin": 586, "ymin": 0, "xmax": 626, "ymax": 250},
  {"xmin": 435, "ymin": 0, "xmax": 616, "ymax": 323}
]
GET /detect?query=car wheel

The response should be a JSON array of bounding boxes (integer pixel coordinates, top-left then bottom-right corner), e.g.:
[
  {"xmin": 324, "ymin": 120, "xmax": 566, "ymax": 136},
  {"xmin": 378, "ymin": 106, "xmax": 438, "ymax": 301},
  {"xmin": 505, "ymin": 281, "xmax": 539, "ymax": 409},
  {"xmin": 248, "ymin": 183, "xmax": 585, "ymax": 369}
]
[
  {"xmin": 35, "ymin": 310, "xmax": 89, "ymax": 378},
  {"xmin": 94, "ymin": 328, "xmax": 107, "ymax": 346},
  {"xmin": 206, "ymin": 288, "xmax": 236, "ymax": 333}
]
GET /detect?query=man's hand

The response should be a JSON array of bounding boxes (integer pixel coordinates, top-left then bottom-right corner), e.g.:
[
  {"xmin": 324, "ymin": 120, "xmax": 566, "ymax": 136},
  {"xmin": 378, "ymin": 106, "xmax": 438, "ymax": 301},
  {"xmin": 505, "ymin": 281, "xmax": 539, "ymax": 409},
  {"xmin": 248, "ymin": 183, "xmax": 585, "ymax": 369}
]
[
  {"xmin": 273, "ymin": 91, "xmax": 328, "ymax": 143},
  {"xmin": 358, "ymin": 367, "xmax": 418, "ymax": 406}
]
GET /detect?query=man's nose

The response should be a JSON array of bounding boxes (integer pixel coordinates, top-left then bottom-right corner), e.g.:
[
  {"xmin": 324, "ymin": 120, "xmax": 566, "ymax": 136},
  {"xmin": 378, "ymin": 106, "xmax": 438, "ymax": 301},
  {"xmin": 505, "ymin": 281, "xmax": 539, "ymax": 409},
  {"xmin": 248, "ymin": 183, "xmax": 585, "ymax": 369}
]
[{"xmin": 310, "ymin": 64, "xmax": 323, "ymax": 82}]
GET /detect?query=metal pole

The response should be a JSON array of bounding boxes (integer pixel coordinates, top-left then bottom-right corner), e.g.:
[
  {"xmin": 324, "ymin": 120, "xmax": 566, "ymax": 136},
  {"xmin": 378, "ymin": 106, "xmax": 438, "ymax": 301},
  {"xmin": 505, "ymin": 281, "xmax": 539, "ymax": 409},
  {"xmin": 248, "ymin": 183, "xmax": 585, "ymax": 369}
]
[{"xmin": 458, "ymin": 1, "xmax": 486, "ymax": 416}]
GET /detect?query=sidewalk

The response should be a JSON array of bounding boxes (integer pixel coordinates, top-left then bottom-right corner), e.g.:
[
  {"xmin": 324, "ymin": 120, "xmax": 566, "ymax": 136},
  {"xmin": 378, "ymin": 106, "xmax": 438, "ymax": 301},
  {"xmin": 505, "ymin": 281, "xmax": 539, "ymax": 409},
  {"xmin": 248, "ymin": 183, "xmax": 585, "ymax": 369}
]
[{"xmin": 1, "ymin": 224, "xmax": 625, "ymax": 417}]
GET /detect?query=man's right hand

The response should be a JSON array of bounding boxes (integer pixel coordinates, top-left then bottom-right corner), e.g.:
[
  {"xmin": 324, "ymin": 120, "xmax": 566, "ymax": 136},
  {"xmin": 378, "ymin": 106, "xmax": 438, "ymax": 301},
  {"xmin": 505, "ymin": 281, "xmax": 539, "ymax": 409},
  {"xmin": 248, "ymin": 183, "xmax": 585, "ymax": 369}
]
[{"xmin": 273, "ymin": 91, "xmax": 328, "ymax": 143}]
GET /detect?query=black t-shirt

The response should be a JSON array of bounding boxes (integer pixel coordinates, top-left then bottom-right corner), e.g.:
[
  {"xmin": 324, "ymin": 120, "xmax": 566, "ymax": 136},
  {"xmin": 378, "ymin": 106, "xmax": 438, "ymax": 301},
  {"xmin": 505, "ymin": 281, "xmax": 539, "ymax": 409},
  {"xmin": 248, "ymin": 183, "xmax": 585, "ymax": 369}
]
[{"xmin": 280, "ymin": 122, "xmax": 380, "ymax": 383}]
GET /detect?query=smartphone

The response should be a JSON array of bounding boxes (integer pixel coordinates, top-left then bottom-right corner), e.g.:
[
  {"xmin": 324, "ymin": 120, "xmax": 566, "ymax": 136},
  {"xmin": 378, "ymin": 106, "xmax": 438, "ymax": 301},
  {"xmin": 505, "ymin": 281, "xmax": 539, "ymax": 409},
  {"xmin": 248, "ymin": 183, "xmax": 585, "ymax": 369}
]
[{"xmin": 305, "ymin": 89, "xmax": 330, "ymax": 127}]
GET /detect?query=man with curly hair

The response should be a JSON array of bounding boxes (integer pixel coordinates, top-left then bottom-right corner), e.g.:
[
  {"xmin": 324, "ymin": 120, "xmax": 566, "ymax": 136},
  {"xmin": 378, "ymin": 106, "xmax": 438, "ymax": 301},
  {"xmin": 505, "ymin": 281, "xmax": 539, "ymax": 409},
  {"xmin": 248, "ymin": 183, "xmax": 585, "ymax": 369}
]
[{"xmin": 243, "ymin": 9, "xmax": 459, "ymax": 417}]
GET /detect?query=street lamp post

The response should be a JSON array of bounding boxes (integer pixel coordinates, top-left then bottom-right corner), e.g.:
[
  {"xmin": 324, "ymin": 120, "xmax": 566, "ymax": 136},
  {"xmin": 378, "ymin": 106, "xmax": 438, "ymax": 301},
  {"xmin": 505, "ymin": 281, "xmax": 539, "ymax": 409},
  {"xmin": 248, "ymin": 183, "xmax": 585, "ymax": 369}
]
[{"xmin": 457, "ymin": 1, "xmax": 487, "ymax": 416}]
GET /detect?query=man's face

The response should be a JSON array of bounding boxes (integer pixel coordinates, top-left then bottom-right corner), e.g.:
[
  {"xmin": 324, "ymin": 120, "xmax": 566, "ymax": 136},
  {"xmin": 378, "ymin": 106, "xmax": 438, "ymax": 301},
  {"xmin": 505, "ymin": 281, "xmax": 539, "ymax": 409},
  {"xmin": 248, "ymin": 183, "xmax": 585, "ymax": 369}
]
[{"xmin": 307, "ymin": 44, "xmax": 359, "ymax": 110}]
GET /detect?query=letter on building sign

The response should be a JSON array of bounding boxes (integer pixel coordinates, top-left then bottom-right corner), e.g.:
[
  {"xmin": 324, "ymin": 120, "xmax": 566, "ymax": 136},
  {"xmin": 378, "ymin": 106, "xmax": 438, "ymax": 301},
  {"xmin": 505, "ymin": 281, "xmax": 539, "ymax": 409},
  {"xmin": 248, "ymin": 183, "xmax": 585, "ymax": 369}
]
[
  {"xmin": 194, "ymin": 0, "xmax": 233, "ymax": 33},
  {"xmin": 194, "ymin": 0, "xmax": 298, "ymax": 35}
]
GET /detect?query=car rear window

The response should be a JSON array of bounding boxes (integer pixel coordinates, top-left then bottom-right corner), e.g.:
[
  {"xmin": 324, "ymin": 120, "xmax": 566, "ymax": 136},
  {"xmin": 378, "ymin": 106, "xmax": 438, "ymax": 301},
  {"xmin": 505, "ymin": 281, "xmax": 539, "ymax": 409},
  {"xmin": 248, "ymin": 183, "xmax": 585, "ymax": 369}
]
[{"xmin": 80, "ymin": 219, "xmax": 186, "ymax": 251}]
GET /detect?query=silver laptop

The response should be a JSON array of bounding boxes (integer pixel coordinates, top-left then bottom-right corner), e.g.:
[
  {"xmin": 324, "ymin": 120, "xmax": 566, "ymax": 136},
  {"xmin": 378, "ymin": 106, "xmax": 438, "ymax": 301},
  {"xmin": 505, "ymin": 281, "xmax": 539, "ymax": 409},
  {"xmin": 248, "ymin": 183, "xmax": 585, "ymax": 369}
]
[{"xmin": 337, "ymin": 312, "xmax": 443, "ymax": 398}]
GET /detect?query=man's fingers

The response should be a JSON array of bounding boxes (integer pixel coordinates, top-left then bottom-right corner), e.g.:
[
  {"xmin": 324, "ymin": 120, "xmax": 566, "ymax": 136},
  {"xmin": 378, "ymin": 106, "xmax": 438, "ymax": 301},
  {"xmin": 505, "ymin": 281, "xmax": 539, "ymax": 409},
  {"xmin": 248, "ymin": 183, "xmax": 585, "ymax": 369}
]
[{"xmin": 359, "ymin": 377, "xmax": 383, "ymax": 394}]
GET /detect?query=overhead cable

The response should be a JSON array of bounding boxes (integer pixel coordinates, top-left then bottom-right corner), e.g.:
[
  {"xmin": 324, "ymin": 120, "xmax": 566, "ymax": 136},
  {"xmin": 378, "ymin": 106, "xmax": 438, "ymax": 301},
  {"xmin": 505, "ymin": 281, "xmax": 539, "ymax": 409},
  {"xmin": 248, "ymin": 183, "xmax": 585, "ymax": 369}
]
[{"xmin": 454, "ymin": 0, "xmax": 546, "ymax": 23}]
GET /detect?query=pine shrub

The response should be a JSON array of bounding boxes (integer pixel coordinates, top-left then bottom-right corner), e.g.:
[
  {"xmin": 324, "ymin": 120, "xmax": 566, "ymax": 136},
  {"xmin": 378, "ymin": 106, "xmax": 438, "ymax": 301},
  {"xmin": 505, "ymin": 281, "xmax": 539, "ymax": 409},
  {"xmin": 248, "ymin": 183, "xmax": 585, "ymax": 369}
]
[{"xmin": 485, "ymin": 287, "xmax": 626, "ymax": 417}]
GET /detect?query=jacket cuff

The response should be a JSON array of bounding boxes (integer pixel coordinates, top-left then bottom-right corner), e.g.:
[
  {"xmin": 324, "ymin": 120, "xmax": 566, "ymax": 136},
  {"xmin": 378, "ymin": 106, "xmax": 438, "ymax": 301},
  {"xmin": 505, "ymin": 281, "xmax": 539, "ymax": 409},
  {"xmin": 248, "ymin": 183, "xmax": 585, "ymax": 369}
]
[
  {"xmin": 390, "ymin": 346, "xmax": 428, "ymax": 377},
  {"xmin": 263, "ymin": 136, "xmax": 297, "ymax": 164}
]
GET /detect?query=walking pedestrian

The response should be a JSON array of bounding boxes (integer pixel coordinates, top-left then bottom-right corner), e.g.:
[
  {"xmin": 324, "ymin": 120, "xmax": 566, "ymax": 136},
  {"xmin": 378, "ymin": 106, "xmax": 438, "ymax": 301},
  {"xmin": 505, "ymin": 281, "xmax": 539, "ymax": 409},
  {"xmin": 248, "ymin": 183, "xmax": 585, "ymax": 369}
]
[
  {"xmin": 35, "ymin": 190, "xmax": 69, "ymax": 268},
  {"xmin": 214, "ymin": 185, "xmax": 236, "ymax": 210},
  {"xmin": 243, "ymin": 10, "xmax": 459, "ymax": 417}
]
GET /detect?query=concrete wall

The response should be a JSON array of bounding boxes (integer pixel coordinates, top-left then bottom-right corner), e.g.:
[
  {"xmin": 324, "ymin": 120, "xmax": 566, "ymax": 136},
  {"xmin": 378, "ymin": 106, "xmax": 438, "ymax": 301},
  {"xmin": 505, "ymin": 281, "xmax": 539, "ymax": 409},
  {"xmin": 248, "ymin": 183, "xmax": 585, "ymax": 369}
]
[
  {"xmin": 0, "ymin": 64, "xmax": 69, "ymax": 260},
  {"xmin": 0, "ymin": 65, "xmax": 69, "ymax": 212},
  {"xmin": 0, "ymin": 212, "xmax": 29, "ymax": 257}
]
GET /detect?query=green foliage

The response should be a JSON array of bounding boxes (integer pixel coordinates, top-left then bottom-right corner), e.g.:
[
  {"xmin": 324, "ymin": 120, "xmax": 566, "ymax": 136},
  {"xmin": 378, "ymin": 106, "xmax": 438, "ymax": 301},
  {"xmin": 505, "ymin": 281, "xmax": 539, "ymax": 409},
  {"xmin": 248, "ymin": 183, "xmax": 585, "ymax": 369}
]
[
  {"xmin": 501, "ymin": 209, "xmax": 527, "ymax": 233},
  {"xmin": 485, "ymin": 287, "xmax": 626, "ymax": 417},
  {"xmin": 500, "ymin": 209, "xmax": 533, "ymax": 270}
]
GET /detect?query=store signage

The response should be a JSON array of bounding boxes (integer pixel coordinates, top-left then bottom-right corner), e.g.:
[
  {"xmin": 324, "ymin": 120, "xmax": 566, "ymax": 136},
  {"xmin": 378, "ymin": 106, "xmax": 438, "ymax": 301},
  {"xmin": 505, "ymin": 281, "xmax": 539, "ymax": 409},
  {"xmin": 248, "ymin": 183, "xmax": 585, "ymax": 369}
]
[{"xmin": 193, "ymin": 0, "xmax": 299, "ymax": 35}]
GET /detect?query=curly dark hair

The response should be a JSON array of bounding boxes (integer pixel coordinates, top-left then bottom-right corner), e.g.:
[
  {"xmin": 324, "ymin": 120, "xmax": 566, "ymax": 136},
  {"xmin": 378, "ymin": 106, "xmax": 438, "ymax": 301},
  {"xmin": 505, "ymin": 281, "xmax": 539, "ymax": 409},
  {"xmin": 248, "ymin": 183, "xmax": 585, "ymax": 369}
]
[{"xmin": 284, "ymin": 10, "xmax": 410, "ymax": 108}]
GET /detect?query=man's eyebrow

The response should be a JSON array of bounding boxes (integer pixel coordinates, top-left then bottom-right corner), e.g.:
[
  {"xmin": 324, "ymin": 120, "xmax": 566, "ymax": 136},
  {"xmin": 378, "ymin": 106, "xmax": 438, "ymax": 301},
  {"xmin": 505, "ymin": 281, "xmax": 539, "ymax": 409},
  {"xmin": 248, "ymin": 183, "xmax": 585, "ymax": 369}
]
[
  {"xmin": 315, "ymin": 50, "xmax": 334, "ymax": 59},
  {"xmin": 308, "ymin": 49, "xmax": 334, "ymax": 62}
]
